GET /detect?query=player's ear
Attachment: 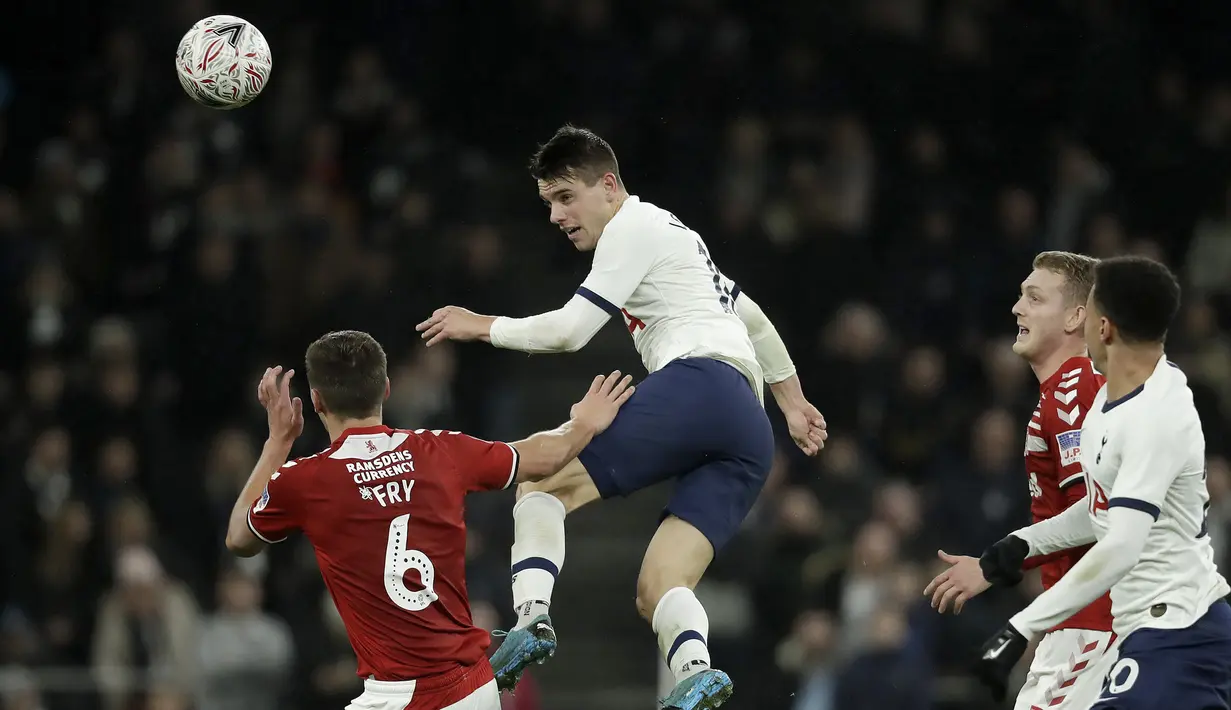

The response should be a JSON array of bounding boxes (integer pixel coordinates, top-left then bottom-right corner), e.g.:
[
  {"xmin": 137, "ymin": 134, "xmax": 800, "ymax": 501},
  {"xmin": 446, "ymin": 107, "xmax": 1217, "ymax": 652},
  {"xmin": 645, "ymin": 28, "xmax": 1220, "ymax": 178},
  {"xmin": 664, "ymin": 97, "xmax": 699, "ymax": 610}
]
[
  {"xmin": 1066, "ymin": 304, "xmax": 1086, "ymax": 335},
  {"xmin": 602, "ymin": 172, "xmax": 619, "ymax": 198},
  {"xmin": 384, "ymin": 377, "xmax": 391, "ymax": 401},
  {"xmin": 310, "ymin": 388, "xmax": 325, "ymax": 415},
  {"xmin": 1099, "ymin": 317, "xmax": 1115, "ymax": 345}
]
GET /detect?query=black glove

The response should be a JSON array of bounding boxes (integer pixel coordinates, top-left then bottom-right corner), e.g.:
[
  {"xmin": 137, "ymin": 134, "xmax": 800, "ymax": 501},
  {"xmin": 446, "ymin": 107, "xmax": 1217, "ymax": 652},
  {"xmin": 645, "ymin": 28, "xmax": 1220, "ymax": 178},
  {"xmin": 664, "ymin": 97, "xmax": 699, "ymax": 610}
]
[
  {"xmin": 973, "ymin": 622, "xmax": 1029, "ymax": 702},
  {"xmin": 979, "ymin": 534, "xmax": 1030, "ymax": 587}
]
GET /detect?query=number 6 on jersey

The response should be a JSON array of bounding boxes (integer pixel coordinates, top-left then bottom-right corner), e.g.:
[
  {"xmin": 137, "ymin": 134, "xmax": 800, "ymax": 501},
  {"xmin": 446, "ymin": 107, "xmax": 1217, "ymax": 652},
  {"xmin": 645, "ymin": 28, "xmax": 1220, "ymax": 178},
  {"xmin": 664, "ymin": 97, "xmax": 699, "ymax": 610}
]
[{"xmin": 385, "ymin": 513, "xmax": 438, "ymax": 612}]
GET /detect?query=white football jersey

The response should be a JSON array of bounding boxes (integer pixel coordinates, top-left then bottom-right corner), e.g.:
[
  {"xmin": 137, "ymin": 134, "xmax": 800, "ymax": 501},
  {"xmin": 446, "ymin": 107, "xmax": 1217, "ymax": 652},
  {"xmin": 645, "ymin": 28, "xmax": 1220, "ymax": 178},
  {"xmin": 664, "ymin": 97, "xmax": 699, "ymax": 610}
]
[
  {"xmin": 576, "ymin": 196, "xmax": 763, "ymax": 396},
  {"xmin": 1081, "ymin": 355, "xmax": 1229, "ymax": 636}
]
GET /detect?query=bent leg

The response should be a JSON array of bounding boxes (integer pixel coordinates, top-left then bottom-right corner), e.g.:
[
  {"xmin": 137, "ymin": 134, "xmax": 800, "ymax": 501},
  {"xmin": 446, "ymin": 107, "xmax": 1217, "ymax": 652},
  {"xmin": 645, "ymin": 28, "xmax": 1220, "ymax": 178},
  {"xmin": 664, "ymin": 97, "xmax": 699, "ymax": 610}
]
[
  {"xmin": 492, "ymin": 459, "xmax": 604, "ymax": 691},
  {"xmin": 640, "ymin": 516, "xmax": 715, "ymax": 678},
  {"xmin": 641, "ymin": 516, "xmax": 737, "ymax": 709},
  {"xmin": 637, "ymin": 515, "xmax": 715, "ymax": 621},
  {"xmin": 508, "ymin": 458, "xmax": 600, "ymax": 628},
  {"xmin": 646, "ymin": 431, "xmax": 772, "ymax": 708},
  {"xmin": 516, "ymin": 457, "xmax": 601, "ymax": 513}
]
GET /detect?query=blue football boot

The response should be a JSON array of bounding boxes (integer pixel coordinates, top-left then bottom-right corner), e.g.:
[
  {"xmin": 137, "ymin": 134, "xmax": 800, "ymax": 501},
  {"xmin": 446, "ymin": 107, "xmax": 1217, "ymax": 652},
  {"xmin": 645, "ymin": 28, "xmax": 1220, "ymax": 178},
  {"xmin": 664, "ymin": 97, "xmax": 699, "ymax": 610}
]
[
  {"xmin": 490, "ymin": 614, "xmax": 556, "ymax": 691},
  {"xmin": 660, "ymin": 669, "xmax": 734, "ymax": 710}
]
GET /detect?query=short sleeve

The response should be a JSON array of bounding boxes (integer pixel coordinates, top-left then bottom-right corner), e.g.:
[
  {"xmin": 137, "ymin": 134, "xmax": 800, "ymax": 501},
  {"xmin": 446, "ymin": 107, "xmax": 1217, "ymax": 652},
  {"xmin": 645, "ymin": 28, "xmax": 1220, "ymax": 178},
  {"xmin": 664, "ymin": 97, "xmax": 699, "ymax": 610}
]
[
  {"xmin": 247, "ymin": 463, "xmax": 301, "ymax": 544},
  {"xmin": 576, "ymin": 215, "xmax": 656, "ymax": 314},
  {"xmin": 442, "ymin": 432, "xmax": 519, "ymax": 493},
  {"xmin": 1108, "ymin": 418, "xmax": 1184, "ymax": 521},
  {"xmin": 1044, "ymin": 366, "xmax": 1103, "ymax": 497}
]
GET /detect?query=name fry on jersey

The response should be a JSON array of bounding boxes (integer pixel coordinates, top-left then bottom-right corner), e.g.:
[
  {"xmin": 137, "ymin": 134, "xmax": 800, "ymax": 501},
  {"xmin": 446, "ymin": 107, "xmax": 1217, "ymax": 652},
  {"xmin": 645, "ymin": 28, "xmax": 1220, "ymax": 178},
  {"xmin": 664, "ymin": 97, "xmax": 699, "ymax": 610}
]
[{"xmin": 359, "ymin": 478, "xmax": 415, "ymax": 508}]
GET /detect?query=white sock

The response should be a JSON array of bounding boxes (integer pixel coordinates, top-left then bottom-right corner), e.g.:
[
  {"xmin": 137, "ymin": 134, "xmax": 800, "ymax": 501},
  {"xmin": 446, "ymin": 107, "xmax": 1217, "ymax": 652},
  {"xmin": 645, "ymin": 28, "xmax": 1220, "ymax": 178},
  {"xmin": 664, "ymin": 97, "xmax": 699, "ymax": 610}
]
[
  {"xmin": 510, "ymin": 492, "xmax": 566, "ymax": 630},
  {"xmin": 652, "ymin": 587, "xmax": 712, "ymax": 682}
]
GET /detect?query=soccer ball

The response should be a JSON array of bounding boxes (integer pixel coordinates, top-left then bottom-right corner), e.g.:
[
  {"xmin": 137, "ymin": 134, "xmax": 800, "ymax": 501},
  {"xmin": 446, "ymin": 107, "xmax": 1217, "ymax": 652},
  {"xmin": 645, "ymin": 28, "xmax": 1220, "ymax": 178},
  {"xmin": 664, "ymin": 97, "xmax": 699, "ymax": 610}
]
[{"xmin": 175, "ymin": 15, "xmax": 272, "ymax": 109}]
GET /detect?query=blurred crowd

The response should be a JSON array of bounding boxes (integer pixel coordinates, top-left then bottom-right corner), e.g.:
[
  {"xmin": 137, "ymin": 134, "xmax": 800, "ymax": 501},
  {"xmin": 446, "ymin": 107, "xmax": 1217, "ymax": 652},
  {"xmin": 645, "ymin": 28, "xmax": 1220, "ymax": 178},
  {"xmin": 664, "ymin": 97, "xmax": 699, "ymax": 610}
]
[{"xmin": 2, "ymin": 1, "xmax": 1231, "ymax": 709}]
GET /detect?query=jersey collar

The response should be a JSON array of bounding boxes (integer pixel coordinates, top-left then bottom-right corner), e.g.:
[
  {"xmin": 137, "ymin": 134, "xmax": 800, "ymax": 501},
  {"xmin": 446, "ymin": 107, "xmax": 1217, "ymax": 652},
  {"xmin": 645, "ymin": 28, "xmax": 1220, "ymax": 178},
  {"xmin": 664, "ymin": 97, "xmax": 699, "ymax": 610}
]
[
  {"xmin": 333, "ymin": 424, "xmax": 394, "ymax": 444},
  {"xmin": 1040, "ymin": 354, "xmax": 1089, "ymax": 392},
  {"xmin": 1101, "ymin": 353, "xmax": 1173, "ymax": 412}
]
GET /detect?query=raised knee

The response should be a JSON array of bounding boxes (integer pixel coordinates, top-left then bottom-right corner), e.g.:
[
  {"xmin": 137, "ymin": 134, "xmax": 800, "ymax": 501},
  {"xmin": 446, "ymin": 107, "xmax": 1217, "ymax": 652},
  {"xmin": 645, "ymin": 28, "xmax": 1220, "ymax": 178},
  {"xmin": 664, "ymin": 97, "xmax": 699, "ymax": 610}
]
[
  {"xmin": 518, "ymin": 477, "xmax": 597, "ymax": 515},
  {"xmin": 636, "ymin": 570, "xmax": 686, "ymax": 623},
  {"xmin": 635, "ymin": 576, "xmax": 657, "ymax": 622}
]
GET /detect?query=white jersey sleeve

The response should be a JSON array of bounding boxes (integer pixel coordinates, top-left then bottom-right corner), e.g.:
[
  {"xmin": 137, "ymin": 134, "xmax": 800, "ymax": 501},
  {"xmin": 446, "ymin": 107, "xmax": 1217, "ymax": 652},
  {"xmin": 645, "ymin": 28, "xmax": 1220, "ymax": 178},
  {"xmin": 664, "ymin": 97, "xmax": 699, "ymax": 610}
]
[
  {"xmin": 1013, "ymin": 497, "xmax": 1098, "ymax": 557},
  {"xmin": 733, "ymin": 292, "xmax": 796, "ymax": 384},
  {"xmin": 576, "ymin": 215, "xmax": 658, "ymax": 315},
  {"xmin": 1010, "ymin": 506, "xmax": 1152, "ymax": 637},
  {"xmin": 1106, "ymin": 397, "xmax": 1190, "ymax": 519},
  {"xmin": 489, "ymin": 294, "xmax": 610, "ymax": 353}
]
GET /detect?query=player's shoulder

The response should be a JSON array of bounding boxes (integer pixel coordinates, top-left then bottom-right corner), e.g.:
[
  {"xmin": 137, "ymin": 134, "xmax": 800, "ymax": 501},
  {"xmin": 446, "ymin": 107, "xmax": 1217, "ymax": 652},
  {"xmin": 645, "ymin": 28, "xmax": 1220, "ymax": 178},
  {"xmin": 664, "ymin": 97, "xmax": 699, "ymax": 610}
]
[
  {"xmin": 271, "ymin": 446, "xmax": 333, "ymax": 482},
  {"xmin": 1042, "ymin": 356, "xmax": 1101, "ymax": 428},
  {"xmin": 392, "ymin": 428, "xmax": 505, "ymax": 456},
  {"xmin": 1137, "ymin": 359, "xmax": 1202, "ymax": 429},
  {"xmin": 393, "ymin": 427, "xmax": 475, "ymax": 444},
  {"xmin": 617, "ymin": 195, "xmax": 667, "ymax": 223},
  {"xmin": 605, "ymin": 195, "xmax": 688, "ymax": 240},
  {"xmin": 1053, "ymin": 356, "xmax": 1103, "ymax": 393}
]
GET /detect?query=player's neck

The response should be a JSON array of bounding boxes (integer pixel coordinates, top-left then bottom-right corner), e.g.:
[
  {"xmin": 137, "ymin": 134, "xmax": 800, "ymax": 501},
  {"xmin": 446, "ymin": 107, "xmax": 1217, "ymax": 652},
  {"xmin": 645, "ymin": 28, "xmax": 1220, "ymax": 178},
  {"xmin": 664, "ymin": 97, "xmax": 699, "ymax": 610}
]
[
  {"xmin": 1030, "ymin": 342, "xmax": 1087, "ymax": 384},
  {"xmin": 601, "ymin": 192, "xmax": 629, "ymax": 229},
  {"xmin": 324, "ymin": 415, "xmax": 385, "ymax": 443},
  {"xmin": 1102, "ymin": 343, "xmax": 1164, "ymax": 401}
]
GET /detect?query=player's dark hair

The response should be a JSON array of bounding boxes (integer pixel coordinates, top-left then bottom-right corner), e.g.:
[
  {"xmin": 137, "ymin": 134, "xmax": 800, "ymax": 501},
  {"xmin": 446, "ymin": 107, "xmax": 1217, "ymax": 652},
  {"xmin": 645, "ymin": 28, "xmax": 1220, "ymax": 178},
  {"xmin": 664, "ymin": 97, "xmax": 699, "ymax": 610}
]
[
  {"xmin": 304, "ymin": 330, "xmax": 388, "ymax": 419},
  {"xmin": 529, "ymin": 124, "xmax": 622, "ymax": 186},
  {"xmin": 1032, "ymin": 251, "xmax": 1098, "ymax": 306},
  {"xmin": 1092, "ymin": 256, "xmax": 1181, "ymax": 344}
]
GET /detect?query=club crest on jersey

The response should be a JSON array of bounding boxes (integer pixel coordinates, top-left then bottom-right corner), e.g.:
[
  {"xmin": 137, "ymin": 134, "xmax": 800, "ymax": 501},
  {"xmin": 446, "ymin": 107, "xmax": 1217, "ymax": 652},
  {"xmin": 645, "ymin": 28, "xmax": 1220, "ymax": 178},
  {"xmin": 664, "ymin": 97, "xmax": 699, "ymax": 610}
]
[
  {"xmin": 1056, "ymin": 429, "xmax": 1082, "ymax": 467},
  {"xmin": 621, "ymin": 307, "xmax": 646, "ymax": 333}
]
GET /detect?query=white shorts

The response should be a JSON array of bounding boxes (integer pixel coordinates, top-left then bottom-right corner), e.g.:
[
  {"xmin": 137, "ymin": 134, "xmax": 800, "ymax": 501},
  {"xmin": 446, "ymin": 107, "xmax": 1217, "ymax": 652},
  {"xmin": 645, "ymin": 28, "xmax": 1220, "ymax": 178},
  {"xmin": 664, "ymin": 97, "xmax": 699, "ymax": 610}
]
[
  {"xmin": 346, "ymin": 677, "xmax": 499, "ymax": 710},
  {"xmin": 1015, "ymin": 628, "xmax": 1119, "ymax": 710}
]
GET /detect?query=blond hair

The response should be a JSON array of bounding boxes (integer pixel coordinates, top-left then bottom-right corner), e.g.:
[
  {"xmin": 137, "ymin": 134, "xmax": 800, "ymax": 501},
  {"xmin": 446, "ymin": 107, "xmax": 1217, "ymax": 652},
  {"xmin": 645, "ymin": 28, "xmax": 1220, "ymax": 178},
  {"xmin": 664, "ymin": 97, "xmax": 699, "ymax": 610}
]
[{"xmin": 1032, "ymin": 251, "xmax": 1098, "ymax": 305}]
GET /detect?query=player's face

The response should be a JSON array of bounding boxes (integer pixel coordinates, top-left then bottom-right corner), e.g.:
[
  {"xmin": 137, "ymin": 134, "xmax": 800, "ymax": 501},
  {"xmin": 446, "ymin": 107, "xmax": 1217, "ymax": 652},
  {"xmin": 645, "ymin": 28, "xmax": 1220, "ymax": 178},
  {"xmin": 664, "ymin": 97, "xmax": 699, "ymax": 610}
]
[
  {"xmin": 538, "ymin": 172, "xmax": 621, "ymax": 252},
  {"xmin": 1011, "ymin": 268, "xmax": 1079, "ymax": 362},
  {"xmin": 1084, "ymin": 287, "xmax": 1110, "ymax": 372}
]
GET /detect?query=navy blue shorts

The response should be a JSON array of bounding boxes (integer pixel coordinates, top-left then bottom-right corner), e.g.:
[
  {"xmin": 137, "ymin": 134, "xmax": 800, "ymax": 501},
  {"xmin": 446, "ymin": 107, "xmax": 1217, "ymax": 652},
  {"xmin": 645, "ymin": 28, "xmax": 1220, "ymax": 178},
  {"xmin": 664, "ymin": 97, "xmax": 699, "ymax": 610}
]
[
  {"xmin": 1092, "ymin": 600, "xmax": 1231, "ymax": 709},
  {"xmin": 578, "ymin": 357, "xmax": 774, "ymax": 552}
]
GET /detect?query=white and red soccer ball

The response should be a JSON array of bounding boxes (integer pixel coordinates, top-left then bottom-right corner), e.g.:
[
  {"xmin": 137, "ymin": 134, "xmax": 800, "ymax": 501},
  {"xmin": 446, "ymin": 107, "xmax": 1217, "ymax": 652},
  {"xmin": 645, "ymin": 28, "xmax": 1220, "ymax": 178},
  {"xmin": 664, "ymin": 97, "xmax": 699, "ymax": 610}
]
[{"xmin": 175, "ymin": 15, "xmax": 272, "ymax": 109}]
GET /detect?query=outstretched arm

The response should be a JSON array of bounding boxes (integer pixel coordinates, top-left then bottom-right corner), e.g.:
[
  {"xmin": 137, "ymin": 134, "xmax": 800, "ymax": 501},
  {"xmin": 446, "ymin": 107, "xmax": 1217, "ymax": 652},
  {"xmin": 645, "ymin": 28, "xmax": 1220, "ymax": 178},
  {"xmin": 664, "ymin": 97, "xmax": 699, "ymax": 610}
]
[
  {"xmin": 418, "ymin": 219, "xmax": 654, "ymax": 352},
  {"xmin": 1013, "ymin": 494, "xmax": 1098, "ymax": 557},
  {"xmin": 511, "ymin": 371, "xmax": 634, "ymax": 481},
  {"xmin": 489, "ymin": 292, "xmax": 613, "ymax": 353},
  {"xmin": 925, "ymin": 495, "xmax": 1096, "ymax": 614},
  {"xmin": 417, "ymin": 294, "xmax": 614, "ymax": 354},
  {"xmin": 1009, "ymin": 506, "xmax": 1151, "ymax": 637},
  {"xmin": 736, "ymin": 292, "xmax": 827, "ymax": 455}
]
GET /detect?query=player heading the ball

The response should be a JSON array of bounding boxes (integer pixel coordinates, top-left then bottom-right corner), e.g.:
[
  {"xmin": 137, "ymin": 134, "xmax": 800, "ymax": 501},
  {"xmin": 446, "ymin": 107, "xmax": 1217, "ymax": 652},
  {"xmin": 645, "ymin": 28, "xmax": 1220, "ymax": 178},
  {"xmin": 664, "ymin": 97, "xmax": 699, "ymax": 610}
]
[
  {"xmin": 224, "ymin": 330, "xmax": 633, "ymax": 710},
  {"xmin": 416, "ymin": 126, "xmax": 827, "ymax": 710}
]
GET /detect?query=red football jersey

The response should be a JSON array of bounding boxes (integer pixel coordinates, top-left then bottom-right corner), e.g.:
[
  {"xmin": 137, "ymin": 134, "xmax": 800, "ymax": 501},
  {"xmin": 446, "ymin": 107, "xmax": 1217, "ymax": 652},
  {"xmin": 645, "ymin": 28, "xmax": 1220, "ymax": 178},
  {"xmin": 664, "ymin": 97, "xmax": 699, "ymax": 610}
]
[
  {"xmin": 1021, "ymin": 355, "xmax": 1113, "ymax": 633},
  {"xmin": 247, "ymin": 425, "xmax": 519, "ymax": 682}
]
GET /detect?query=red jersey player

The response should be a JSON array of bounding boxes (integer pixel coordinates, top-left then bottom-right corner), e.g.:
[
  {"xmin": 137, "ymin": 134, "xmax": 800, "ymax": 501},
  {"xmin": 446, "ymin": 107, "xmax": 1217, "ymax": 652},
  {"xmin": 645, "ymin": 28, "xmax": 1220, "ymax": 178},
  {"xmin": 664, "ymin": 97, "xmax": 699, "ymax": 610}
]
[
  {"xmin": 224, "ymin": 331, "xmax": 633, "ymax": 710},
  {"xmin": 926, "ymin": 252, "xmax": 1118, "ymax": 709}
]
